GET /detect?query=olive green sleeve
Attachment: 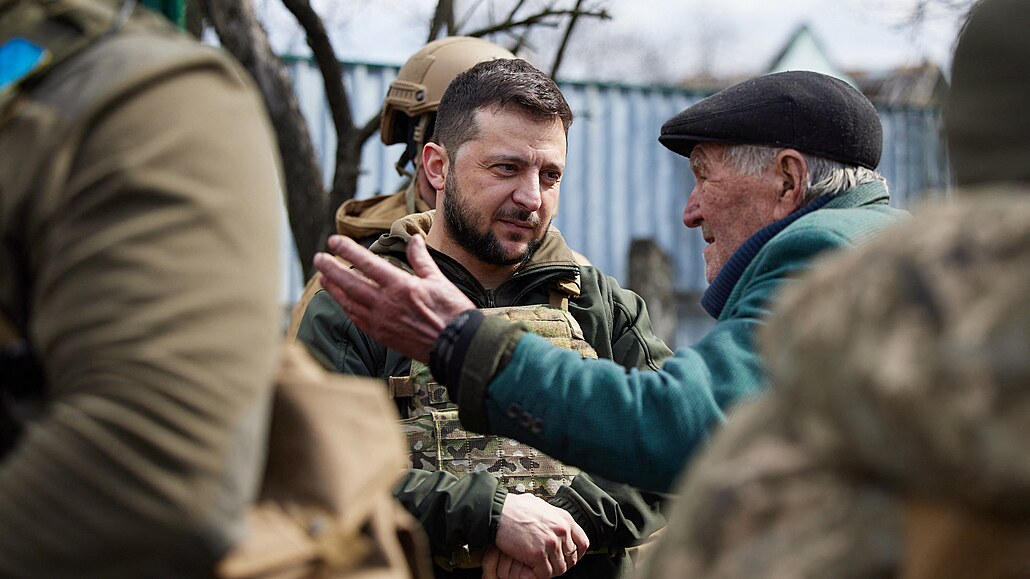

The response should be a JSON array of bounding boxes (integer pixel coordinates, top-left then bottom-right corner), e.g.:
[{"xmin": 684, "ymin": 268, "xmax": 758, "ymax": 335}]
[
  {"xmin": 0, "ymin": 43, "xmax": 282, "ymax": 577},
  {"xmin": 393, "ymin": 468, "xmax": 508, "ymax": 555},
  {"xmin": 548, "ymin": 472, "xmax": 667, "ymax": 550}
]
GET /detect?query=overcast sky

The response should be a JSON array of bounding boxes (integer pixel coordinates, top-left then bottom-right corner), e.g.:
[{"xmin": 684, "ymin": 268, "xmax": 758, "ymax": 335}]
[{"xmin": 261, "ymin": 0, "xmax": 968, "ymax": 84}]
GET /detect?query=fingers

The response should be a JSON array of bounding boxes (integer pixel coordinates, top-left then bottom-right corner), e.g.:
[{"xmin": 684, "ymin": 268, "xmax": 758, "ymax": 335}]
[
  {"xmin": 313, "ymin": 252, "xmax": 378, "ymax": 306},
  {"xmin": 570, "ymin": 521, "xmax": 590, "ymax": 561},
  {"xmin": 406, "ymin": 235, "xmax": 443, "ymax": 280},
  {"xmin": 498, "ymin": 550, "xmax": 515, "ymax": 579},
  {"xmin": 482, "ymin": 546, "xmax": 500, "ymax": 579},
  {"xmin": 507, "ymin": 559, "xmax": 530, "ymax": 579},
  {"xmin": 529, "ymin": 560, "xmax": 551, "ymax": 579},
  {"xmin": 545, "ymin": 540, "xmax": 568, "ymax": 578},
  {"xmin": 562, "ymin": 536, "xmax": 579, "ymax": 568},
  {"xmin": 325, "ymin": 234, "xmax": 403, "ymax": 286}
]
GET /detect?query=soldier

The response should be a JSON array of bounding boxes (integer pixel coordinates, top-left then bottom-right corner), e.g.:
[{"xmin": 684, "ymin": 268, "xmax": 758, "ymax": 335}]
[
  {"xmin": 0, "ymin": 0, "xmax": 282, "ymax": 576},
  {"xmin": 639, "ymin": 0, "xmax": 1030, "ymax": 577},
  {"xmin": 286, "ymin": 37, "xmax": 516, "ymax": 337},
  {"xmin": 313, "ymin": 69, "xmax": 907, "ymax": 492},
  {"xmin": 297, "ymin": 58, "xmax": 671, "ymax": 579}
]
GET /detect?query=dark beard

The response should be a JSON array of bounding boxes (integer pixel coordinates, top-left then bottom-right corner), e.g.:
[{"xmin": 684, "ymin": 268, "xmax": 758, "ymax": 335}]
[{"xmin": 441, "ymin": 173, "xmax": 546, "ymax": 266}]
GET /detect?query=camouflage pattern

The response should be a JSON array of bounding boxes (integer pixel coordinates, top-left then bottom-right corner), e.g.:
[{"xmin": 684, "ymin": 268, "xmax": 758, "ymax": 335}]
[
  {"xmin": 640, "ymin": 194, "xmax": 1030, "ymax": 578},
  {"xmin": 395, "ymin": 304, "xmax": 597, "ymax": 498},
  {"xmin": 766, "ymin": 195, "xmax": 1030, "ymax": 515}
]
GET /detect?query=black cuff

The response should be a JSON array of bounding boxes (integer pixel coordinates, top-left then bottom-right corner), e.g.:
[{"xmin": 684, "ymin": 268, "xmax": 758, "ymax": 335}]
[{"xmin": 429, "ymin": 309, "xmax": 485, "ymax": 399}]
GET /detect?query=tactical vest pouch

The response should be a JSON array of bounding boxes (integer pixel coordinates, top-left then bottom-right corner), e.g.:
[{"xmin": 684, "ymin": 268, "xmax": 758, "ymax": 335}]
[
  {"xmin": 217, "ymin": 343, "xmax": 432, "ymax": 579},
  {"xmin": 433, "ymin": 408, "xmax": 578, "ymax": 497},
  {"xmin": 395, "ymin": 305, "xmax": 595, "ymax": 500}
]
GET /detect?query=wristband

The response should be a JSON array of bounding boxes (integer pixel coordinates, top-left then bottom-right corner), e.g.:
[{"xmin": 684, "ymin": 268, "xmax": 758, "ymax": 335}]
[{"xmin": 429, "ymin": 309, "xmax": 485, "ymax": 394}]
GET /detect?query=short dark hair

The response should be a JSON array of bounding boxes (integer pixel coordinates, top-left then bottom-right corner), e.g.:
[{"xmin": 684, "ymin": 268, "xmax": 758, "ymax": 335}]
[{"xmin": 433, "ymin": 58, "xmax": 573, "ymax": 158}]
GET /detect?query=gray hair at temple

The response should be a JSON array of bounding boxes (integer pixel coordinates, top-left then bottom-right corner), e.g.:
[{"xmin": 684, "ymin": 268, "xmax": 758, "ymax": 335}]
[{"xmin": 719, "ymin": 145, "xmax": 887, "ymax": 203}]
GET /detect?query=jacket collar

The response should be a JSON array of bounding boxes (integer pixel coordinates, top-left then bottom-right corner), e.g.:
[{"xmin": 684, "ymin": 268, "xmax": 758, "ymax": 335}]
[
  {"xmin": 700, "ymin": 180, "xmax": 891, "ymax": 319},
  {"xmin": 370, "ymin": 211, "xmax": 582, "ymax": 301}
]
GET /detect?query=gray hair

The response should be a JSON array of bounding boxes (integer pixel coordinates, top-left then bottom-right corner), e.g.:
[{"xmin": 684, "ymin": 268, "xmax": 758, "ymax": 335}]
[{"xmin": 721, "ymin": 144, "xmax": 887, "ymax": 202}]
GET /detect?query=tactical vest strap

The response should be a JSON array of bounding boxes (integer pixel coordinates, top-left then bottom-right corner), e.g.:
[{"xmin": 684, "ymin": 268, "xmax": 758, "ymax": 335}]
[
  {"xmin": 388, "ymin": 376, "xmax": 415, "ymax": 398},
  {"xmin": 548, "ymin": 289, "xmax": 569, "ymax": 310}
]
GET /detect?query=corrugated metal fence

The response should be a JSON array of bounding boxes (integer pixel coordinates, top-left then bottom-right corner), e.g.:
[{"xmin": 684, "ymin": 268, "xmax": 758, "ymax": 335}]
[{"xmin": 283, "ymin": 58, "xmax": 952, "ymax": 332}]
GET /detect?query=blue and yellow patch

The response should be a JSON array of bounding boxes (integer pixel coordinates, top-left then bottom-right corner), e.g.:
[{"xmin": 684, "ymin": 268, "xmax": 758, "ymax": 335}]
[{"xmin": 0, "ymin": 37, "xmax": 52, "ymax": 95}]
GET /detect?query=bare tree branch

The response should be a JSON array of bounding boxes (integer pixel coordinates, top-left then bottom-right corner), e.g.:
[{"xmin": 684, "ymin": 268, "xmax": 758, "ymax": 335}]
[
  {"xmin": 279, "ymin": 0, "xmax": 361, "ymax": 235},
  {"xmin": 549, "ymin": 0, "xmax": 586, "ymax": 77},
  {"xmin": 359, "ymin": 107, "xmax": 384, "ymax": 145},
  {"xmin": 465, "ymin": 6, "xmax": 609, "ymax": 39},
  {"xmin": 429, "ymin": 0, "xmax": 455, "ymax": 39}
]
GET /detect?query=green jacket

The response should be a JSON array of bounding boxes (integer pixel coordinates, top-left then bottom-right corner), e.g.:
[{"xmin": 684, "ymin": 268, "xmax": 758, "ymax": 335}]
[
  {"xmin": 299, "ymin": 212, "xmax": 672, "ymax": 578},
  {"xmin": 443, "ymin": 181, "xmax": 907, "ymax": 493}
]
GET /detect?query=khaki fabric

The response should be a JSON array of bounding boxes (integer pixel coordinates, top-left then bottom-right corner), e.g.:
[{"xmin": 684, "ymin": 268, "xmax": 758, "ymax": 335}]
[
  {"xmin": 0, "ymin": 0, "xmax": 282, "ymax": 575},
  {"xmin": 286, "ymin": 189, "xmax": 427, "ymax": 341},
  {"xmin": 336, "ymin": 187, "xmax": 431, "ymax": 242},
  {"xmin": 218, "ymin": 344, "xmax": 432, "ymax": 579}
]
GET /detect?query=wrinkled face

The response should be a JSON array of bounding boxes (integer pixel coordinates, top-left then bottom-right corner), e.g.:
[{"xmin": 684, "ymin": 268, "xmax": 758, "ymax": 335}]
[
  {"xmin": 683, "ymin": 143, "xmax": 783, "ymax": 283},
  {"xmin": 441, "ymin": 107, "xmax": 566, "ymax": 265}
]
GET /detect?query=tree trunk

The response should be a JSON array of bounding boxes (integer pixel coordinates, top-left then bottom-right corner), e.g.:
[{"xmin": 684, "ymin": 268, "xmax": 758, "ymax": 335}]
[
  {"xmin": 201, "ymin": 0, "xmax": 328, "ymax": 277},
  {"xmin": 628, "ymin": 238, "xmax": 678, "ymax": 347}
]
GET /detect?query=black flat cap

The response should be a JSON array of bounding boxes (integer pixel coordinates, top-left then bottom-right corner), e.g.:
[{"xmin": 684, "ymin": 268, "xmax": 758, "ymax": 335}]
[{"xmin": 659, "ymin": 71, "xmax": 882, "ymax": 169}]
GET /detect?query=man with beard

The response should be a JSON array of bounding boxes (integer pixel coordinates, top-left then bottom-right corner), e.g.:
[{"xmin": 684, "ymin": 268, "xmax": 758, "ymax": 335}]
[{"xmin": 298, "ymin": 58, "xmax": 671, "ymax": 579}]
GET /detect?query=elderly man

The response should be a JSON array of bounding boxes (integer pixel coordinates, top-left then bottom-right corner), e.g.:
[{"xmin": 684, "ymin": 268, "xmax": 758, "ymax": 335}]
[
  {"xmin": 316, "ymin": 70, "xmax": 906, "ymax": 493},
  {"xmin": 640, "ymin": 0, "xmax": 1030, "ymax": 577},
  {"xmin": 300, "ymin": 58, "xmax": 670, "ymax": 579}
]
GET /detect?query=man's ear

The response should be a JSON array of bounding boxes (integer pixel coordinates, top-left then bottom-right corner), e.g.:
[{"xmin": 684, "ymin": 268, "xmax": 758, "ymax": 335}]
[
  {"xmin": 422, "ymin": 142, "xmax": 448, "ymax": 192},
  {"xmin": 773, "ymin": 149, "xmax": 808, "ymax": 219}
]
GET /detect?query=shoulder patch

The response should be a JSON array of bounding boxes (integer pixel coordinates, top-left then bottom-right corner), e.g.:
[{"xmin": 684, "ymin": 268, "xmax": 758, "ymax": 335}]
[{"xmin": 0, "ymin": 37, "xmax": 51, "ymax": 95}]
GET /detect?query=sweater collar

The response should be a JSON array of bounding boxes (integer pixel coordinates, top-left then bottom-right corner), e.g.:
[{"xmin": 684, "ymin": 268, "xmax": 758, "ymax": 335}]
[{"xmin": 700, "ymin": 193, "xmax": 834, "ymax": 319}]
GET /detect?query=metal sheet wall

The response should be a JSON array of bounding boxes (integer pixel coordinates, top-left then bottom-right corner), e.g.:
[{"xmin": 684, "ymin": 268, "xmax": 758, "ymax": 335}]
[{"xmin": 283, "ymin": 58, "xmax": 952, "ymax": 308}]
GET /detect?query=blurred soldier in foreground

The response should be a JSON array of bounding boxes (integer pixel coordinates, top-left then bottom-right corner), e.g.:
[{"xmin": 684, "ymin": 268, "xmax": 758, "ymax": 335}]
[
  {"xmin": 639, "ymin": 0, "xmax": 1030, "ymax": 577},
  {"xmin": 313, "ymin": 70, "xmax": 905, "ymax": 492},
  {"xmin": 299, "ymin": 58, "xmax": 670, "ymax": 579},
  {"xmin": 0, "ymin": 0, "xmax": 282, "ymax": 575}
]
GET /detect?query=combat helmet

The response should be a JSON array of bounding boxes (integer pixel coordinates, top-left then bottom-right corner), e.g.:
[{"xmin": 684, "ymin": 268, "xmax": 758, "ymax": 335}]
[{"xmin": 381, "ymin": 36, "xmax": 515, "ymax": 173}]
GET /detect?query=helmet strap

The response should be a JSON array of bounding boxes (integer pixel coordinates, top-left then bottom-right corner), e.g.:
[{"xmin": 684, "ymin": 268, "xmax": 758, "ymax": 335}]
[{"xmin": 400, "ymin": 114, "xmax": 434, "ymax": 211}]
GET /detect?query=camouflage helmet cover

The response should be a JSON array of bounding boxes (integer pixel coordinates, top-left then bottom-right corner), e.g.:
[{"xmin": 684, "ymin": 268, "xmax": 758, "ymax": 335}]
[{"xmin": 380, "ymin": 36, "xmax": 516, "ymax": 146}]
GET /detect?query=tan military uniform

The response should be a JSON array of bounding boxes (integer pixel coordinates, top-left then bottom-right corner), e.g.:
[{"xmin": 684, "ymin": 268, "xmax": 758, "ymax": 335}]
[
  {"xmin": 0, "ymin": 0, "xmax": 282, "ymax": 576},
  {"xmin": 639, "ymin": 193, "xmax": 1030, "ymax": 579}
]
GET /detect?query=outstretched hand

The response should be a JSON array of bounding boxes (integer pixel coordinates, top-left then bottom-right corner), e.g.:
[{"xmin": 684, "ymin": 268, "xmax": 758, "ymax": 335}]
[{"xmin": 314, "ymin": 234, "xmax": 475, "ymax": 363}]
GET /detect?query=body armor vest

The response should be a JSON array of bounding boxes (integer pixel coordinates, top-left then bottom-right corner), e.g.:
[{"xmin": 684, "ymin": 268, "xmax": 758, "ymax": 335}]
[{"xmin": 390, "ymin": 304, "xmax": 597, "ymax": 498}]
